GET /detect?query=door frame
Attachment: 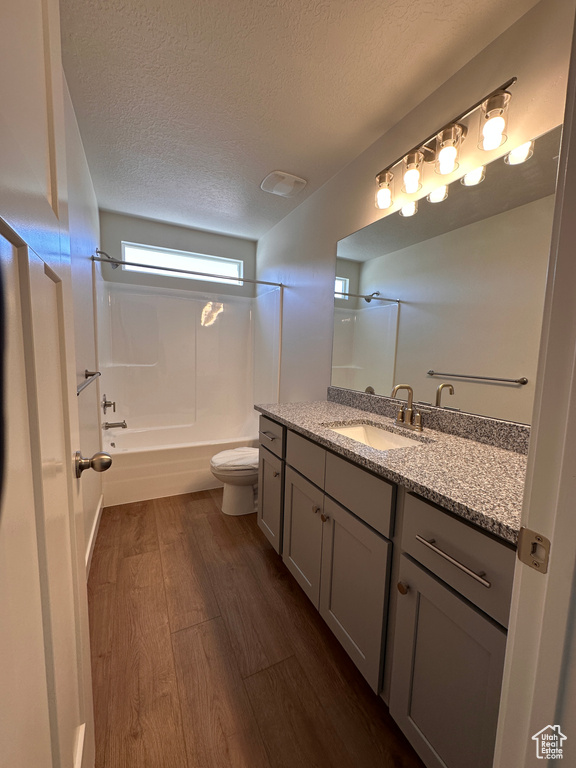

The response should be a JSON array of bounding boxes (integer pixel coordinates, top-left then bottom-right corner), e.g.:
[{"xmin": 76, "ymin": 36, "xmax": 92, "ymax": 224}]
[{"xmin": 494, "ymin": 12, "xmax": 576, "ymax": 766}]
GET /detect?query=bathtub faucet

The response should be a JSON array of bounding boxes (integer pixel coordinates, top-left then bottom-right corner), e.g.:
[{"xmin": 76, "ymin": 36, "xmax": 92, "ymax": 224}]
[{"xmin": 103, "ymin": 420, "xmax": 128, "ymax": 430}]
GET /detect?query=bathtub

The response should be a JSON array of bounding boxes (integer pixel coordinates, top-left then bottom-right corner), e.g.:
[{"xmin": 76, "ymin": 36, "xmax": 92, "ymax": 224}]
[{"xmin": 101, "ymin": 426, "xmax": 258, "ymax": 506}]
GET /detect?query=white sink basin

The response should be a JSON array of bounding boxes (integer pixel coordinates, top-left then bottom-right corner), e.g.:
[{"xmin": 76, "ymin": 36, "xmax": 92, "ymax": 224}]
[{"xmin": 329, "ymin": 423, "xmax": 421, "ymax": 450}]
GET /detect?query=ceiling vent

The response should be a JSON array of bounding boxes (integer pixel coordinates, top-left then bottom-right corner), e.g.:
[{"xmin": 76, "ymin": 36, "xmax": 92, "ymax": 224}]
[{"xmin": 260, "ymin": 171, "xmax": 307, "ymax": 197}]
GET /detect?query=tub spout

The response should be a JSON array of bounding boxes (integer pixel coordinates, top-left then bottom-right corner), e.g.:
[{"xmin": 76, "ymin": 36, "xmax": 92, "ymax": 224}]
[{"xmin": 103, "ymin": 420, "xmax": 127, "ymax": 430}]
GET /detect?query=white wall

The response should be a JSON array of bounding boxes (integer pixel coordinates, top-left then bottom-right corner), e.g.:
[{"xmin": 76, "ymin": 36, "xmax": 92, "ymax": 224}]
[
  {"xmin": 256, "ymin": 0, "xmax": 574, "ymax": 403},
  {"xmin": 359, "ymin": 195, "xmax": 554, "ymax": 422},
  {"xmin": 99, "ymin": 210, "xmax": 257, "ymax": 298},
  {"xmin": 64, "ymin": 81, "xmax": 103, "ymax": 561}
]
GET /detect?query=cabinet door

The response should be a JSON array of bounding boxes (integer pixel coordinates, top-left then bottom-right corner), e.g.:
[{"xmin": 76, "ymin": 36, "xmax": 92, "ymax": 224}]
[
  {"xmin": 282, "ymin": 467, "xmax": 324, "ymax": 607},
  {"xmin": 319, "ymin": 497, "xmax": 390, "ymax": 692},
  {"xmin": 390, "ymin": 555, "xmax": 507, "ymax": 768},
  {"xmin": 257, "ymin": 447, "xmax": 284, "ymax": 553}
]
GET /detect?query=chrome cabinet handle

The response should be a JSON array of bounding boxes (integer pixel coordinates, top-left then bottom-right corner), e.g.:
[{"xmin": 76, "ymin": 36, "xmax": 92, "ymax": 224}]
[
  {"xmin": 75, "ymin": 451, "xmax": 113, "ymax": 478},
  {"xmin": 415, "ymin": 535, "xmax": 491, "ymax": 588},
  {"xmin": 260, "ymin": 431, "xmax": 276, "ymax": 442}
]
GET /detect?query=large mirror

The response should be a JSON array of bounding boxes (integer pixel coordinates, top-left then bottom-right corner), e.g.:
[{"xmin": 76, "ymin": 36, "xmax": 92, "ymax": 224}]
[{"xmin": 332, "ymin": 125, "xmax": 562, "ymax": 424}]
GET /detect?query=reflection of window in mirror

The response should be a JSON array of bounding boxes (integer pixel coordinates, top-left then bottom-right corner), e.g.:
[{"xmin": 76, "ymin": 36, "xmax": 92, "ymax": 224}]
[{"xmin": 335, "ymin": 276, "xmax": 349, "ymax": 299}]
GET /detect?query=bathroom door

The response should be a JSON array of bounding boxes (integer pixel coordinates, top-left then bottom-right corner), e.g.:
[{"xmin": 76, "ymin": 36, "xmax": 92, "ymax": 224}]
[{"xmin": 19, "ymin": 246, "xmax": 87, "ymax": 767}]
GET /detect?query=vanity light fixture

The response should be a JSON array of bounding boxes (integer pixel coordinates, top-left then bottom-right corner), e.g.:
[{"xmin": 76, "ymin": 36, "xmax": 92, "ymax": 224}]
[
  {"xmin": 375, "ymin": 170, "xmax": 394, "ymax": 209},
  {"xmin": 427, "ymin": 185, "xmax": 448, "ymax": 203},
  {"xmin": 461, "ymin": 166, "xmax": 486, "ymax": 186},
  {"xmin": 436, "ymin": 124, "xmax": 465, "ymax": 175},
  {"xmin": 372, "ymin": 78, "xmax": 515, "ymax": 212},
  {"xmin": 399, "ymin": 200, "xmax": 418, "ymax": 217},
  {"xmin": 479, "ymin": 90, "xmax": 511, "ymax": 151},
  {"xmin": 402, "ymin": 151, "xmax": 424, "ymax": 194},
  {"xmin": 504, "ymin": 140, "xmax": 534, "ymax": 165}
]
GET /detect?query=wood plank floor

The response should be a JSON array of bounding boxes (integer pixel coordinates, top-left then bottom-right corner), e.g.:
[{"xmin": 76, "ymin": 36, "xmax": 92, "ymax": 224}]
[{"xmin": 88, "ymin": 490, "xmax": 425, "ymax": 768}]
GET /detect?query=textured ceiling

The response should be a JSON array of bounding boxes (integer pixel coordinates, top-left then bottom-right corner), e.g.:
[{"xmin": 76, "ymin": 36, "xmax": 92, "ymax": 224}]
[{"xmin": 60, "ymin": 0, "xmax": 542, "ymax": 240}]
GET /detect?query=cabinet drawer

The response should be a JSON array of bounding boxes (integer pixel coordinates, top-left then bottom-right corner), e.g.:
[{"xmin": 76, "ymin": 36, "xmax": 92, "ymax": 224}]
[
  {"xmin": 402, "ymin": 493, "xmax": 516, "ymax": 627},
  {"xmin": 325, "ymin": 452, "xmax": 394, "ymax": 539},
  {"xmin": 259, "ymin": 416, "xmax": 285, "ymax": 458},
  {"xmin": 286, "ymin": 430, "xmax": 326, "ymax": 488}
]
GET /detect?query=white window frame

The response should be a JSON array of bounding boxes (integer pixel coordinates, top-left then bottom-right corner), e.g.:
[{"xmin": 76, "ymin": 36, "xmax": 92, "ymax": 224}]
[
  {"xmin": 121, "ymin": 241, "xmax": 244, "ymax": 285},
  {"xmin": 335, "ymin": 276, "xmax": 350, "ymax": 299}
]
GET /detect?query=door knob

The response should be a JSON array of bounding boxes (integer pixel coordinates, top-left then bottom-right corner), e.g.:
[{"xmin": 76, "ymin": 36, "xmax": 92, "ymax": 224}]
[
  {"xmin": 75, "ymin": 451, "xmax": 113, "ymax": 478},
  {"xmin": 397, "ymin": 581, "xmax": 410, "ymax": 595}
]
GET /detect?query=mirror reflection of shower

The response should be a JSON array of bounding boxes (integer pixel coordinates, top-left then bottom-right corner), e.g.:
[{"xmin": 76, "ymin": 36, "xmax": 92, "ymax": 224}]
[{"xmin": 331, "ymin": 290, "xmax": 399, "ymax": 396}]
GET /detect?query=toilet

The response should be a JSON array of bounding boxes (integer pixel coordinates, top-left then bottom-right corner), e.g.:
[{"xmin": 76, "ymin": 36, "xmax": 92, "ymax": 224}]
[{"xmin": 210, "ymin": 447, "xmax": 259, "ymax": 516}]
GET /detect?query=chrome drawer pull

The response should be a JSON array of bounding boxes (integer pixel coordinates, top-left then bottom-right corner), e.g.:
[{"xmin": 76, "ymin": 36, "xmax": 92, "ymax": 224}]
[
  {"xmin": 260, "ymin": 431, "xmax": 277, "ymax": 442},
  {"xmin": 415, "ymin": 535, "xmax": 492, "ymax": 589}
]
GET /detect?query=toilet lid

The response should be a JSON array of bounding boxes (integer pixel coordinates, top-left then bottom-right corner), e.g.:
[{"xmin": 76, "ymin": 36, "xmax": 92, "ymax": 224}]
[{"xmin": 210, "ymin": 447, "xmax": 259, "ymax": 471}]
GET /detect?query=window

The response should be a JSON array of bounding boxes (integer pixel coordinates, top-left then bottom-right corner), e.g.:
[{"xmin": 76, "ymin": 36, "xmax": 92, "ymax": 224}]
[
  {"xmin": 121, "ymin": 242, "xmax": 244, "ymax": 285},
  {"xmin": 335, "ymin": 276, "xmax": 349, "ymax": 299}
]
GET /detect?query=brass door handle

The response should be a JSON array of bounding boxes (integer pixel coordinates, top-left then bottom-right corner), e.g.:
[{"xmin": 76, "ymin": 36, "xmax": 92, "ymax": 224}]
[
  {"xmin": 397, "ymin": 581, "xmax": 410, "ymax": 595},
  {"xmin": 320, "ymin": 513, "xmax": 330, "ymax": 523},
  {"xmin": 273, "ymin": 471, "xmax": 280, "ymax": 477},
  {"xmin": 312, "ymin": 506, "xmax": 321, "ymax": 514}
]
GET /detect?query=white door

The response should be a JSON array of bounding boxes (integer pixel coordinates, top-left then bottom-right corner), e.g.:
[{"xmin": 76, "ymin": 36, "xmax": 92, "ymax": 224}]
[
  {"xmin": 493, "ymin": 12, "xmax": 576, "ymax": 767},
  {"xmin": 20, "ymin": 247, "xmax": 85, "ymax": 766},
  {"xmin": 0, "ymin": 216, "xmax": 93, "ymax": 768}
]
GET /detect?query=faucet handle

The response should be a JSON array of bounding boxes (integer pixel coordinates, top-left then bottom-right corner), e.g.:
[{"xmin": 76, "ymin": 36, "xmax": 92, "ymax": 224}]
[{"xmin": 102, "ymin": 394, "xmax": 116, "ymax": 415}]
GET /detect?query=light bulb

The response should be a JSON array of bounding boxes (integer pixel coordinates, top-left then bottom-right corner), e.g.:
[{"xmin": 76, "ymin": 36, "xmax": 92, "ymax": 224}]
[
  {"xmin": 505, "ymin": 140, "xmax": 534, "ymax": 165},
  {"xmin": 375, "ymin": 170, "xmax": 393, "ymax": 209},
  {"xmin": 427, "ymin": 185, "xmax": 448, "ymax": 203},
  {"xmin": 482, "ymin": 115, "xmax": 506, "ymax": 150},
  {"xmin": 435, "ymin": 124, "xmax": 464, "ymax": 176},
  {"xmin": 376, "ymin": 186, "xmax": 392, "ymax": 209},
  {"xmin": 479, "ymin": 90, "xmax": 510, "ymax": 151},
  {"xmin": 461, "ymin": 166, "xmax": 486, "ymax": 187},
  {"xmin": 402, "ymin": 151, "xmax": 423, "ymax": 194},
  {"xmin": 403, "ymin": 168, "xmax": 420, "ymax": 194},
  {"xmin": 438, "ymin": 145, "xmax": 458, "ymax": 175},
  {"xmin": 399, "ymin": 201, "xmax": 417, "ymax": 217}
]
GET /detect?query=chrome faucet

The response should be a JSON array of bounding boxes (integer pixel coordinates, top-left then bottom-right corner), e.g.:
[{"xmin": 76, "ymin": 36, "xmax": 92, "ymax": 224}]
[
  {"xmin": 390, "ymin": 384, "xmax": 422, "ymax": 431},
  {"xmin": 102, "ymin": 420, "xmax": 128, "ymax": 430},
  {"xmin": 435, "ymin": 383, "xmax": 455, "ymax": 407}
]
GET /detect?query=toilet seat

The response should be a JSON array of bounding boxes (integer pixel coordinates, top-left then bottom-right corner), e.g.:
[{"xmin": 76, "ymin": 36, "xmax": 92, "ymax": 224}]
[{"xmin": 210, "ymin": 447, "xmax": 259, "ymax": 474}]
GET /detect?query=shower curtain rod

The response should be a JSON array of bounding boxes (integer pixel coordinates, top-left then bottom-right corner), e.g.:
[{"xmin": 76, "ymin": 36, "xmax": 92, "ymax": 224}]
[
  {"xmin": 91, "ymin": 255, "xmax": 284, "ymax": 288},
  {"xmin": 336, "ymin": 290, "xmax": 400, "ymax": 303}
]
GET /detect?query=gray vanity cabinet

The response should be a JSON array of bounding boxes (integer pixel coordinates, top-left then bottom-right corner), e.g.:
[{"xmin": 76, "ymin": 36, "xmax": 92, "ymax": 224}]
[
  {"xmin": 282, "ymin": 465, "xmax": 324, "ymax": 605},
  {"xmin": 389, "ymin": 493, "xmax": 515, "ymax": 768},
  {"xmin": 319, "ymin": 496, "xmax": 391, "ymax": 692},
  {"xmin": 282, "ymin": 431, "xmax": 392, "ymax": 692},
  {"xmin": 257, "ymin": 416, "xmax": 286, "ymax": 553},
  {"xmin": 258, "ymin": 447, "xmax": 284, "ymax": 553},
  {"xmin": 390, "ymin": 555, "xmax": 507, "ymax": 768}
]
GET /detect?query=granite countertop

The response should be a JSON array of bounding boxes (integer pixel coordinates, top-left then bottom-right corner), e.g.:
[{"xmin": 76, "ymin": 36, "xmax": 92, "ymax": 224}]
[{"xmin": 255, "ymin": 401, "xmax": 526, "ymax": 545}]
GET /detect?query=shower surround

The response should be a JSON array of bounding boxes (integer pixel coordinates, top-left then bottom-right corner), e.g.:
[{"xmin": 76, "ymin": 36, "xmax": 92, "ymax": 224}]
[{"xmin": 97, "ymin": 280, "xmax": 281, "ymax": 504}]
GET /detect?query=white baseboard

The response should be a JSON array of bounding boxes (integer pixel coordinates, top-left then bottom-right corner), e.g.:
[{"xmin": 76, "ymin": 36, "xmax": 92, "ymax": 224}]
[{"xmin": 85, "ymin": 494, "xmax": 104, "ymax": 579}]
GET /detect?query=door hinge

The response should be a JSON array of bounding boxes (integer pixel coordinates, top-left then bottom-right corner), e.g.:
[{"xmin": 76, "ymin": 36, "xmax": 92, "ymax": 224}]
[{"xmin": 517, "ymin": 527, "xmax": 551, "ymax": 574}]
